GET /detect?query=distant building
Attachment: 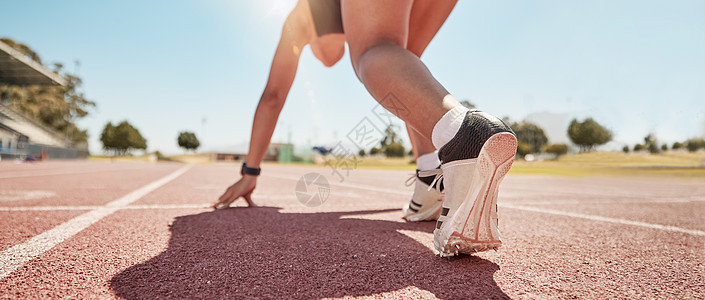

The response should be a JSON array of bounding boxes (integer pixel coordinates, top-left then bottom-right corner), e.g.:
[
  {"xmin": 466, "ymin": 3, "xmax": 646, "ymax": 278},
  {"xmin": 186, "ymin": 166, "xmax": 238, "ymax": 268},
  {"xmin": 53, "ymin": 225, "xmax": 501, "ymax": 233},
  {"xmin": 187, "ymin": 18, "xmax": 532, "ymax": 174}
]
[
  {"xmin": 0, "ymin": 40, "xmax": 87, "ymax": 160},
  {"xmin": 211, "ymin": 143, "xmax": 293, "ymax": 162},
  {"xmin": 212, "ymin": 152, "xmax": 246, "ymax": 161}
]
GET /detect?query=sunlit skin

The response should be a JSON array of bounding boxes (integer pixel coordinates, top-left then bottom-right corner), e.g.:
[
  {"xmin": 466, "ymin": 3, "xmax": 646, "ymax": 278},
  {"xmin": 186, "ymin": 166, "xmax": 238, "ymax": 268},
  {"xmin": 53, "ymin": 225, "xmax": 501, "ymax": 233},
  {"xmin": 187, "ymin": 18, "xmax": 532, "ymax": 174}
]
[{"xmin": 214, "ymin": 0, "xmax": 458, "ymax": 209}]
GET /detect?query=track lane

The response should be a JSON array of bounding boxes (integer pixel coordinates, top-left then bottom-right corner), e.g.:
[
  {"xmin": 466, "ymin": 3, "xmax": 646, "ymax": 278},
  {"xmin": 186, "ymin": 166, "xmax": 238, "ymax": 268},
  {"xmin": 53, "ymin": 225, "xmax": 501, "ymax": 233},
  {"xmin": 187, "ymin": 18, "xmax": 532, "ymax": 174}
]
[
  {"xmin": 1, "ymin": 163, "xmax": 703, "ymax": 298},
  {"xmin": 0, "ymin": 210, "xmax": 89, "ymax": 252},
  {"xmin": 0, "ymin": 162, "xmax": 185, "ymax": 207},
  {"xmin": 0, "ymin": 165, "xmax": 190, "ymax": 280}
]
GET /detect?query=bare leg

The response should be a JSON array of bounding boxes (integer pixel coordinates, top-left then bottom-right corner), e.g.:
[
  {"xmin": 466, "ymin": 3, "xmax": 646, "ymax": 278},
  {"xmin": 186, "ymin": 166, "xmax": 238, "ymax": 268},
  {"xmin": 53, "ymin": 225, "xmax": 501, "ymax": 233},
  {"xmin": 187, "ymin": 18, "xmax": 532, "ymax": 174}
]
[
  {"xmin": 406, "ymin": 0, "xmax": 458, "ymax": 58},
  {"xmin": 406, "ymin": 124, "xmax": 435, "ymax": 160},
  {"xmin": 404, "ymin": 0, "xmax": 458, "ymax": 157},
  {"xmin": 342, "ymin": 0, "xmax": 461, "ymax": 140}
]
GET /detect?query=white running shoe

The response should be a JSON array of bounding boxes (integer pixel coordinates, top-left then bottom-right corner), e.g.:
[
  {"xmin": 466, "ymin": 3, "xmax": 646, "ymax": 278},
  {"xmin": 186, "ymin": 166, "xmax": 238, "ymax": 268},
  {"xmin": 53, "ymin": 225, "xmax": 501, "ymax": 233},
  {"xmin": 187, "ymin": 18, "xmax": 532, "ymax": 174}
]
[
  {"xmin": 432, "ymin": 110, "xmax": 517, "ymax": 257},
  {"xmin": 402, "ymin": 169, "xmax": 443, "ymax": 222}
]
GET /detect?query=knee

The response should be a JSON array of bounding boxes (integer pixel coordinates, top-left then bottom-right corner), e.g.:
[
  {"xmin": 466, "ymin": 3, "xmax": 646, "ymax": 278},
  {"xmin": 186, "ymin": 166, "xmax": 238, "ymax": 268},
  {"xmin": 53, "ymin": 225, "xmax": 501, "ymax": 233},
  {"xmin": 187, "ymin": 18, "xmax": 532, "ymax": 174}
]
[{"xmin": 350, "ymin": 41, "xmax": 404, "ymax": 82}]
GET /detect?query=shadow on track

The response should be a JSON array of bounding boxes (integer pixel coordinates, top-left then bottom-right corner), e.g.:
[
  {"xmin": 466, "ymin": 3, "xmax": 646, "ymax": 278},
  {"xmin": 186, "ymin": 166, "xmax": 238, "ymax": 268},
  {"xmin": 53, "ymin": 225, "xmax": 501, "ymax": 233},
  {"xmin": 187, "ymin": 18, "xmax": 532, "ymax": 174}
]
[{"xmin": 110, "ymin": 207, "xmax": 508, "ymax": 299}]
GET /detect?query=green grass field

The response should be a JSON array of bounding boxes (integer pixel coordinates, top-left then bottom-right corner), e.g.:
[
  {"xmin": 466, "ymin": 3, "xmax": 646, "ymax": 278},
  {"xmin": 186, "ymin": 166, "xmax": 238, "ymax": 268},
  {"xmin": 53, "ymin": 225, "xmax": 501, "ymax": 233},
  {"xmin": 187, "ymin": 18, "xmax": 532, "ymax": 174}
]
[
  {"xmin": 328, "ymin": 151, "xmax": 705, "ymax": 181},
  {"xmin": 91, "ymin": 151, "xmax": 705, "ymax": 181},
  {"xmin": 268, "ymin": 151, "xmax": 705, "ymax": 181},
  {"xmin": 510, "ymin": 151, "xmax": 705, "ymax": 180}
]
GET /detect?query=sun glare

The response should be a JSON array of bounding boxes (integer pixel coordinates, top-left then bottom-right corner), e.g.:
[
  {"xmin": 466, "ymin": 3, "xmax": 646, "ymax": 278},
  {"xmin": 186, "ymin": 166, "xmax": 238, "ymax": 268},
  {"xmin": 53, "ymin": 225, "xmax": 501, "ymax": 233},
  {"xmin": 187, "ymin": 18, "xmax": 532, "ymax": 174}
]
[{"xmin": 265, "ymin": 0, "xmax": 297, "ymax": 18}]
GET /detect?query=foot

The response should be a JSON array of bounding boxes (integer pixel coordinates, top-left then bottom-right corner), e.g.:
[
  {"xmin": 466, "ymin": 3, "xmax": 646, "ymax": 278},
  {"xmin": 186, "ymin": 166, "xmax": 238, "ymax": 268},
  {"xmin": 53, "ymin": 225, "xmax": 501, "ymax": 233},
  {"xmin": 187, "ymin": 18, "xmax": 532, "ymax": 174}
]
[
  {"xmin": 432, "ymin": 110, "xmax": 517, "ymax": 257},
  {"xmin": 402, "ymin": 168, "xmax": 443, "ymax": 222}
]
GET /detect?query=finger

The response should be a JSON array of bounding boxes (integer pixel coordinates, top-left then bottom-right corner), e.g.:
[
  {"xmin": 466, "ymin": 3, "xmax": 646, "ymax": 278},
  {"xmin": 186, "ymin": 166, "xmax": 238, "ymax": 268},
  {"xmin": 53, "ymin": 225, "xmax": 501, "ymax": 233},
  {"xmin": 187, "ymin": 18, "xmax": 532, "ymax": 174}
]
[
  {"xmin": 243, "ymin": 191, "xmax": 256, "ymax": 207},
  {"xmin": 214, "ymin": 197, "xmax": 235, "ymax": 210},
  {"xmin": 218, "ymin": 187, "xmax": 236, "ymax": 203},
  {"xmin": 215, "ymin": 184, "xmax": 240, "ymax": 206},
  {"xmin": 214, "ymin": 193, "xmax": 233, "ymax": 209},
  {"xmin": 213, "ymin": 193, "xmax": 229, "ymax": 209}
]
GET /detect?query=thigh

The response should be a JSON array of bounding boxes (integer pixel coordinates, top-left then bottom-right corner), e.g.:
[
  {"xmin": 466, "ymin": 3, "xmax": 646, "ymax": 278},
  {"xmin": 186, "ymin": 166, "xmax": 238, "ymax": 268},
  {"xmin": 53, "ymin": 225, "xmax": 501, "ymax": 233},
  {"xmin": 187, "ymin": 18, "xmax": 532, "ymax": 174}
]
[
  {"xmin": 341, "ymin": 0, "xmax": 413, "ymax": 69},
  {"xmin": 407, "ymin": 0, "xmax": 458, "ymax": 57}
]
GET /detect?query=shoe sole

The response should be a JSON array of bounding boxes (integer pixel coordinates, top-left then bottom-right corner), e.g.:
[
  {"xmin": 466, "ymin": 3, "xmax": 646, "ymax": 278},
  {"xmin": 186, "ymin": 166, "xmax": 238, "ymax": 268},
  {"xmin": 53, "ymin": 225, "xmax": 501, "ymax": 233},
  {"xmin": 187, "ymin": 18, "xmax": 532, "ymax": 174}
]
[{"xmin": 436, "ymin": 132, "xmax": 517, "ymax": 256}]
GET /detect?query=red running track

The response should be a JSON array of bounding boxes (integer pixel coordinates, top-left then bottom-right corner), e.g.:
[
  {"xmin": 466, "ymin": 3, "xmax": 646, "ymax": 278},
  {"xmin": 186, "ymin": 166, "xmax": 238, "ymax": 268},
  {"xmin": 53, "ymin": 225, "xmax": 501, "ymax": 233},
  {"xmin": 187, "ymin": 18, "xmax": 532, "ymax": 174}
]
[{"xmin": 0, "ymin": 161, "xmax": 703, "ymax": 299}]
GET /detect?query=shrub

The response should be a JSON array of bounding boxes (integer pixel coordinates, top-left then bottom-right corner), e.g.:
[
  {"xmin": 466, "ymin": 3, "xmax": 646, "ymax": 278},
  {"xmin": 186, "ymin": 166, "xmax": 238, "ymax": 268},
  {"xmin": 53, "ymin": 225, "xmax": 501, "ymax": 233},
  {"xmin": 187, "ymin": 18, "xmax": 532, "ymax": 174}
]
[
  {"xmin": 517, "ymin": 142, "xmax": 532, "ymax": 158},
  {"xmin": 545, "ymin": 144, "xmax": 569, "ymax": 156},
  {"xmin": 686, "ymin": 138, "xmax": 705, "ymax": 152},
  {"xmin": 384, "ymin": 142, "xmax": 406, "ymax": 157}
]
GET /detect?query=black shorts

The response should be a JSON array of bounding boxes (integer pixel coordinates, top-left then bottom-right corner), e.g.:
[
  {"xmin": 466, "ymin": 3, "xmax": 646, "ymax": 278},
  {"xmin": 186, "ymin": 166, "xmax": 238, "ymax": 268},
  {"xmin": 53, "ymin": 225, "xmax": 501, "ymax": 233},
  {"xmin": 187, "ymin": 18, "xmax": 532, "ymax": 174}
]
[{"xmin": 308, "ymin": 0, "xmax": 344, "ymax": 37}]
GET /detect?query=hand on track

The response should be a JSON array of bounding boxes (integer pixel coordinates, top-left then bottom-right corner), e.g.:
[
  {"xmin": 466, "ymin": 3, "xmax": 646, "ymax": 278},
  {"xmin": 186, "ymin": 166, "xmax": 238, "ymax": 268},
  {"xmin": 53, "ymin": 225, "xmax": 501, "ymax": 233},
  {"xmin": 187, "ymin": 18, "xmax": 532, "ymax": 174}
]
[{"xmin": 213, "ymin": 175, "xmax": 257, "ymax": 209}]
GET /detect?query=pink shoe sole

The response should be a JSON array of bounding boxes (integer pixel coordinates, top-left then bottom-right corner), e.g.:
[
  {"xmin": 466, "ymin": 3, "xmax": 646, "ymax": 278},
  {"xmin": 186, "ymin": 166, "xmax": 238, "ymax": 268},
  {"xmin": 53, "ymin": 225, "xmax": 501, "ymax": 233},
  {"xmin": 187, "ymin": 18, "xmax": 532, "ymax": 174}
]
[{"xmin": 438, "ymin": 132, "xmax": 517, "ymax": 256}]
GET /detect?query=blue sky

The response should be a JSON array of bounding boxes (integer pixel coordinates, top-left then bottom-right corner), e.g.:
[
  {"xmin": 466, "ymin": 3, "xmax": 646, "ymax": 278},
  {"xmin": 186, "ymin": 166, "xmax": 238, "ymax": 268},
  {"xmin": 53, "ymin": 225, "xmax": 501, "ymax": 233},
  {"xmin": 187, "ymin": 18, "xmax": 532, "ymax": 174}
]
[{"xmin": 2, "ymin": 0, "xmax": 704, "ymax": 155}]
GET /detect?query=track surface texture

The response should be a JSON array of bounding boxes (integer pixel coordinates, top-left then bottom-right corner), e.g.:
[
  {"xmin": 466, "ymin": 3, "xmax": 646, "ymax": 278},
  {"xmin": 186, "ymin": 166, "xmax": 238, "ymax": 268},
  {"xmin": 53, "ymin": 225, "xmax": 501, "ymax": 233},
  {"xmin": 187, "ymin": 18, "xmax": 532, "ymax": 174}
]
[{"xmin": 1, "ymin": 161, "xmax": 703, "ymax": 299}]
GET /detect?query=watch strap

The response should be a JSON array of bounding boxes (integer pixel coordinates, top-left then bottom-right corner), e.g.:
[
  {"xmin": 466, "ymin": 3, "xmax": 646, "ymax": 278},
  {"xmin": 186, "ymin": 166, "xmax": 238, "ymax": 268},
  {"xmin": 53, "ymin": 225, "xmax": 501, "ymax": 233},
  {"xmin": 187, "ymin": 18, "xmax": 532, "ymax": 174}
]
[{"xmin": 241, "ymin": 162, "xmax": 261, "ymax": 176}]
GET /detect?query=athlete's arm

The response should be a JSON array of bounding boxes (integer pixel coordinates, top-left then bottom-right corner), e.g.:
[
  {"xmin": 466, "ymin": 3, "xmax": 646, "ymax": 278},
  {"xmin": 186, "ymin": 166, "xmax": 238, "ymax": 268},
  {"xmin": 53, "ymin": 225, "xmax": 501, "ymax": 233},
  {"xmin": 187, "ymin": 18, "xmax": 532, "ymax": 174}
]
[
  {"xmin": 214, "ymin": 9, "xmax": 310, "ymax": 209},
  {"xmin": 244, "ymin": 15, "xmax": 308, "ymax": 169}
]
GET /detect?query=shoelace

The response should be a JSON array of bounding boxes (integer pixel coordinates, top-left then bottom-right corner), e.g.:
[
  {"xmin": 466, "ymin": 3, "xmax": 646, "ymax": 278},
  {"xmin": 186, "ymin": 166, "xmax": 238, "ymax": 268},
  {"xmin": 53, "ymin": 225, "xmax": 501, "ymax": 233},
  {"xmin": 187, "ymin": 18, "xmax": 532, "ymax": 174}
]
[
  {"xmin": 417, "ymin": 169, "xmax": 444, "ymax": 192},
  {"xmin": 404, "ymin": 173, "xmax": 417, "ymax": 187},
  {"xmin": 405, "ymin": 169, "xmax": 444, "ymax": 189}
]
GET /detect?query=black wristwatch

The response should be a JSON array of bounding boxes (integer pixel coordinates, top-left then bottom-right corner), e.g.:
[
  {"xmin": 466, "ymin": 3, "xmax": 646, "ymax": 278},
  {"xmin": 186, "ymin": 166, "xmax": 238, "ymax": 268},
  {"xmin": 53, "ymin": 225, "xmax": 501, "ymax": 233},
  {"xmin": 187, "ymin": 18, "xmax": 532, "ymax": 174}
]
[{"xmin": 241, "ymin": 162, "xmax": 261, "ymax": 176}]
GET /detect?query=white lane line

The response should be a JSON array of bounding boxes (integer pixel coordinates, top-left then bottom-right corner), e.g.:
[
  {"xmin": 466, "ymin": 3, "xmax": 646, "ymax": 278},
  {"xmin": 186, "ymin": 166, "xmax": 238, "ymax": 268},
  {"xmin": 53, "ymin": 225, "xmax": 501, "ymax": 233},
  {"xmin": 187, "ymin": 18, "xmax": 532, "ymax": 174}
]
[
  {"xmin": 0, "ymin": 204, "xmax": 209, "ymax": 211},
  {"xmin": 124, "ymin": 204, "xmax": 207, "ymax": 210},
  {"xmin": 500, "ymin": 203, "xmax": 705, "ymax": 237},
  {"xmin": 0, "ymin": 206, "xmax": 101, "ymax": 211},
  {"xmin": 0, "ymin": 166, "xmax": 151, "ymax": 179},
  {"xmin": 266, "ymin": 173, "xmax": 705, "ymax": 237},
  {"xmin": 0, "ymin": 165, "xmax": 191, "ymax": 279},
  {"xmin": 0, "ymin": 190, "xmax": 56, "ymax": 202},
  {"xmin": 502, "ymin": 198, "xmax": 704, "ymax": 205}
]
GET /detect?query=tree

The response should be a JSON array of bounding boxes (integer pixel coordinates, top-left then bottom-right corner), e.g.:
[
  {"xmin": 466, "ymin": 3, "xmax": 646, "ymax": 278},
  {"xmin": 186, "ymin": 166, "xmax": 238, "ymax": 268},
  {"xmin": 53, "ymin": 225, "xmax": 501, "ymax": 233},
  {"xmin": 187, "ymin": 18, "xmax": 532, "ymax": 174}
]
[
  {"xmin": 384, "ymin": 142, "xmax": 406, "ymax": 157},
  {"xmin": 685, "ymin": 138, "xmax": 705, "ymax": 152},
  {"xmin": 660, "ymin": 144, "xmax": 668, "ymax": 152},
  {"xmin": 545, "ymin": 144, "xmax": 569, "ymax": 157},
  {"xmin": 378, "ymin": 124, "xmax": 406, "ymax": 157},
  {"xmin": 643, "ymin": 133, "xmax": 660, "ymax": 154},
  {"xmin": 380, "ymin": 124, "xmax": 401, "ymax": 148},
  {"xmin": 100, "ymin": 123, "xmax": 116, "ymax": 153},
  {"xmin": 672, "ymin": 142, "xmax": 684, "ymax": 150},
  {"xmin": 358, "ymin": 149, "xmax": 366, "ymax": 157},
  {"xmin": 633, "ymin": 144, "xmax": 645, "ymax": 152},
  {"xmin": 100, "ymin": 121, "xmax": 147, "ymax": 155},
  {"xmin": 622, "ymin": 146, "xmax": 630, "ymax": 153},
  {"xmin": 369, "ymin": 147, "xmax": 381, "ymax": 155},
  {"xmin": 648, "ymin": 143, "xmax": 660, "ymax": 154},
  {"xmin": 459, "ymin": 99, "xmax": 476, "ymax": 110},
  {"xmin": 0, "ymin": 38, "xmax": 95, "ymax": 144},
  {"xmin": 510, "ymin": 121, "xmax": 548, "ymax": 154},
  {"xmin": 567, "ymin": 118, "xmax": 612, "ymax": 152},
  {"xmin": 177, "ymin": 131, "xmax": 200, "ymax": 152}
]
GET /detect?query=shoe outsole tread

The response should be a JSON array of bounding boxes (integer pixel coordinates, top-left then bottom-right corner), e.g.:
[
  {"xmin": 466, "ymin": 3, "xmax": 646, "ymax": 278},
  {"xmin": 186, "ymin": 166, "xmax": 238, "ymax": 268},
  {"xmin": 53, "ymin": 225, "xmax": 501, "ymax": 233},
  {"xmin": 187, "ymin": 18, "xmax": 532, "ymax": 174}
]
[{"xmin": 436, "ymin": 132, "xmax": 517, "ymax": 257}]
